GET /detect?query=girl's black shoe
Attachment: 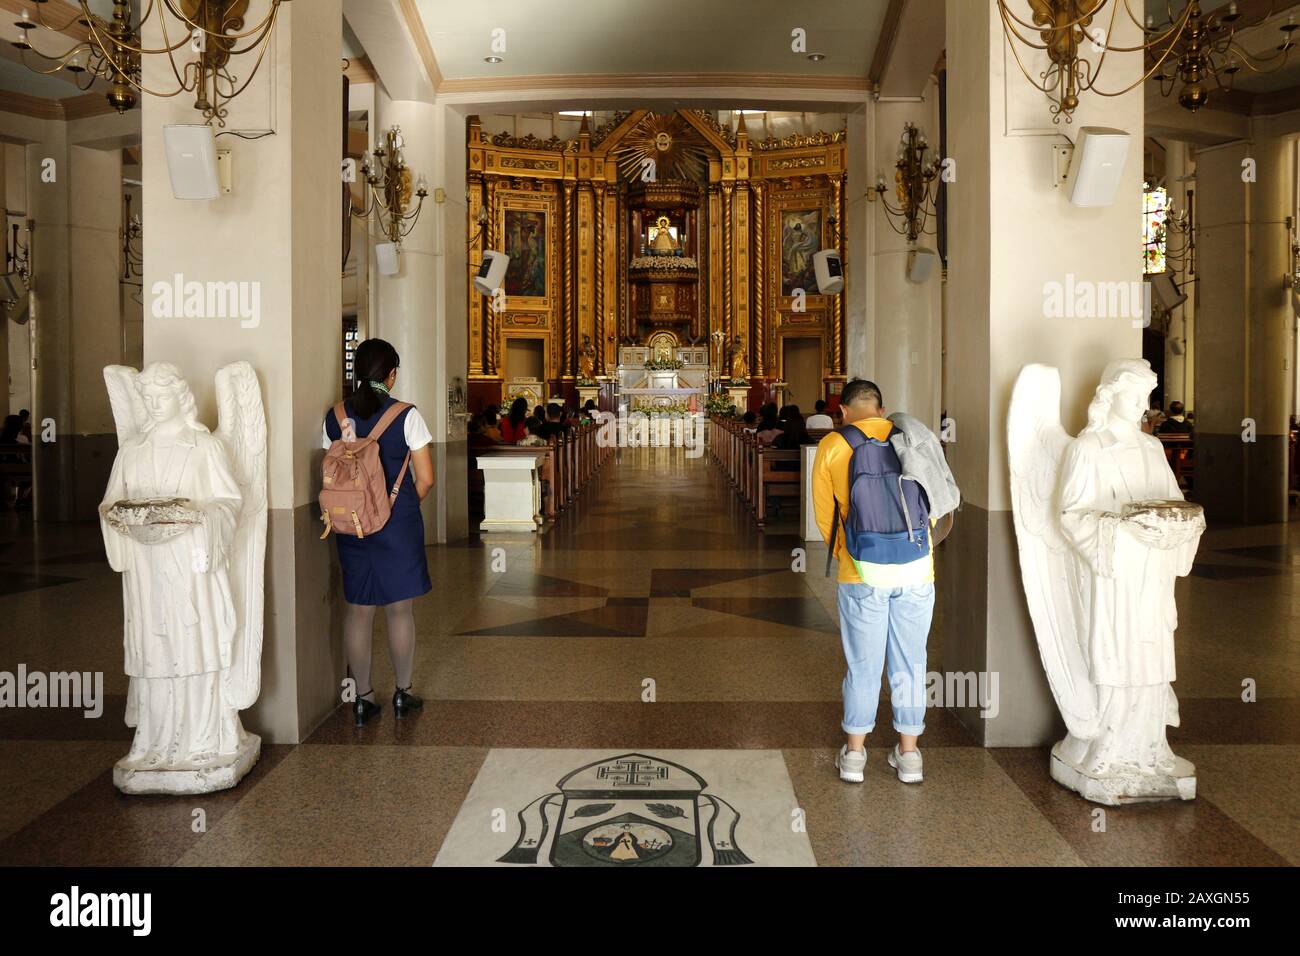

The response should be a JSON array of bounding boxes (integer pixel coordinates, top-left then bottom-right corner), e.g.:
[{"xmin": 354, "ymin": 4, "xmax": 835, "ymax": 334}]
[
  {"xmin": 393, "ymin": 686, "xmax": 423, "ymax": 719},
  {"xmin": 353, "ymin": 693, "xmax": 381, "ymax": 727}
]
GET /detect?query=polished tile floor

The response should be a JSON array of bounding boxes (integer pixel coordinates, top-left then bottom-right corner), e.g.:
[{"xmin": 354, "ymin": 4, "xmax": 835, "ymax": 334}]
[{"xmin": 0, "ymin": 448, "xmax": 1296, "ymax": 866}]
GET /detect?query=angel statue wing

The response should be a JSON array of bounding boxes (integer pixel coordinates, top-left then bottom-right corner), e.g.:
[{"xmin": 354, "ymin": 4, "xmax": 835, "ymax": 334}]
[
  {"xmin": 1007, "ymin": 364, "xmax": 1100, "ymax": 740},
  {"xmin": 214, "ymin": 362, "xmax": 268, "ymax": 710},
  {"xmin": 103, "ymin": 366, "xmax": 148, "ymax": 447}
]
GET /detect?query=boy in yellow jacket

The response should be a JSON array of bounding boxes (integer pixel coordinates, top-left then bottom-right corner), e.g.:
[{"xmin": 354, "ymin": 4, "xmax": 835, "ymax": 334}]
[{"xmin": 812, "ymin": 379, "xmax": 933, "ymax": 785}]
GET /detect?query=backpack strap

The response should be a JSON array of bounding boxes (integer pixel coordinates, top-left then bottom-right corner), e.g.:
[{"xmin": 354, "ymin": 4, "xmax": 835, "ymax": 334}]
[
  {"xmin": 367, "ymin": 401, "xmax": 412, "ymax": 442},
  {"xmin": 332, "ymin": 403, "xmax": 349, "ymax": 437},
  {"xmin": 368, "ymin": 402, "xmax": 415, "ymax": 502},
  {"xmin": 824, "ymin": 426, "xmax": 862, "ymax": 578}
]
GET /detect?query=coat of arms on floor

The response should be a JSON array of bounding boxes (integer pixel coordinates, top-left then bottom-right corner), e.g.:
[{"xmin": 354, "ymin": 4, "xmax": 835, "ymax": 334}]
[
  {"xmin": 433, "ymin": 749, "xmax": 817, "ymax": 867},
  {"xmin": 498, "ymin": 752, "xmax": 748, "ymax": 867}
]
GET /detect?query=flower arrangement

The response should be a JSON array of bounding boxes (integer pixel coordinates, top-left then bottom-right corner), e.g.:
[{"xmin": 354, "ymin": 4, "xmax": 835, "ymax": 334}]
[
  {"xmin": 705, "ymin": 393, "xmax": 736, "ymax": 416},
  {"xmin": 643, "ymin": 357, "xmax": 684, "ymax": 371}
]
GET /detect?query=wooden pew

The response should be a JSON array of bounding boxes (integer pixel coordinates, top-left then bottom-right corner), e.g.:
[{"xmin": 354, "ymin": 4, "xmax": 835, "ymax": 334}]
[
  {"xmin": 1157, "ymin": 432, "xmax": 1194, "ymax": 490},
  {"xmin": 754, "ymin": 446, "xmax": 801, "ymax": 527},
  {"xmin": 0, "ymin": 443, "xmax": 33, "ymax": 509}
]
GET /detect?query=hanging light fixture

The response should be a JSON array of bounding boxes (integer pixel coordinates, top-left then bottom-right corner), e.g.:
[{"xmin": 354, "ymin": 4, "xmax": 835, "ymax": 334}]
[
  {"xmin": 1148, "ymin": 1, "xmax": 1297, "ymax": 112},
  {"xmin": 997, "ymin": 1, "xmax": 1186, "ymax": 123},
  {"xmin": 868, "ymin": 123, "xmax": 940, "ymax": 244},
  {"xmin": 11, "ymin": 1, "xmax": 287, "ymax": 126},
  {"xmin": 353, "ymin": 126, "xmax": 429, "ymax": 247},
  {"xmin": 999, "ymin": 1, "xmax": 1297, "ymax": 122}
]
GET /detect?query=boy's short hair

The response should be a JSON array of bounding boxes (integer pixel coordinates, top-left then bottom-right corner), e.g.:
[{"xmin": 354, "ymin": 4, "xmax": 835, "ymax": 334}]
[
  {"xmin": 840, "ymin": 378, "xmax": 883, "ymax": 409},
  {"xmin": 545, "ymin": 402, "xmax": 562, "ymax": 420},
  {"xmin": 815, "ymin": 400, "xmax": 826, "ymax": 412}
]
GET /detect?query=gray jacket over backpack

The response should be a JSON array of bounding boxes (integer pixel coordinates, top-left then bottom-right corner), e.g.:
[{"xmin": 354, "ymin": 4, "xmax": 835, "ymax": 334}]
[{"xmin": 886, "ymin": 412, "xmax": 960, "ymax": 521}]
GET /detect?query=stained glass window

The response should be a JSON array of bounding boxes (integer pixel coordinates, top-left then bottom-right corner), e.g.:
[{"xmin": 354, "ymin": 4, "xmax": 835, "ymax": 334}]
[{"xmin": 1143, "ymin": 184, "xmax": 1168, "ymax": 275}]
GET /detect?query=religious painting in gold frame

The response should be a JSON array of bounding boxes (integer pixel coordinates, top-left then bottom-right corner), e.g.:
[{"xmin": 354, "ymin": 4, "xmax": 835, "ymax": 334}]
[
  {"xmin": 769, "ymin": 183, "xmax": 832, "ymax": 324},
  {"xmin": 496, "ymin": 193, "xmax": 555, "ymax": 312},
  {"xmin": 780, "ymin": 209, "xmax": 822, "ymax": 297}
]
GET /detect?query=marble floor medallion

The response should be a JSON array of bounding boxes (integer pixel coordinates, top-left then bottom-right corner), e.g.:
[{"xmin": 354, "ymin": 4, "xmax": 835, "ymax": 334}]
[{"xmin": 433, "ymin": 749, "xmax": 817, "ymax": 867}]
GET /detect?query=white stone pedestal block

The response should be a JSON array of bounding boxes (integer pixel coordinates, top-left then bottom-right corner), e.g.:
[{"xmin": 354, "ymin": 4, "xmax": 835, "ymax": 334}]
[
  {"xmin": 1050, "ymin": 743, "xmax": 1196, "ymax": 806},
  {"xmin": 114, "ymin": 732, "xmax": 261, "ymax": 795},
  {"xmin": 478, "ymin": 453, "xmax": 546, "ymax": 533}
]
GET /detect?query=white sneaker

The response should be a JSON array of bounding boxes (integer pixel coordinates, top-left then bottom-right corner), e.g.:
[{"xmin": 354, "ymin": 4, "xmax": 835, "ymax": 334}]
[
  {"xmin": 835, "ymin": 745, "xmax": 866, "ymax": 784},
  {"xmin": 888, "ymin": 744, "xmax": 923, "ymax": 783}
]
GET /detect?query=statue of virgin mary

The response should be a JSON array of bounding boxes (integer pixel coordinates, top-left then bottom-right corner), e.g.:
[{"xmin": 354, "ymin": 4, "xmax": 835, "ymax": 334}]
[
  {"xmin": 1009, "ymin": 359, "xmax": 1204, "ymax": 805},
  {"xmin": 100, "ymin": 361, "xmax": 267, "ymax": 794}
]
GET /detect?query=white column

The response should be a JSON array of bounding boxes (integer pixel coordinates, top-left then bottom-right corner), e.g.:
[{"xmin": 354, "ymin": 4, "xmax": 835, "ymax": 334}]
[
  {"xmin": 141, "ymin": 0, "xmax": 344, "ymax": 742},
  {"xmin": 371, "ymin": 93, "xmax": 469, "ymax": 542},
  {"xmin": 1194, "ymin": 136, "xmax": 1295, "ymax": 523},
  {"xmin": 942, "ymin": 0, "xmax": 1144, "ymax": 745}
]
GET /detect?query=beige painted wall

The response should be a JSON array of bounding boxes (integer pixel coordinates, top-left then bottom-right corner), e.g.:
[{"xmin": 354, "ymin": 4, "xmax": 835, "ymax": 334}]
[{"xmin": 872, "ymin": 91, "xmax": 943, "ymax": 427}]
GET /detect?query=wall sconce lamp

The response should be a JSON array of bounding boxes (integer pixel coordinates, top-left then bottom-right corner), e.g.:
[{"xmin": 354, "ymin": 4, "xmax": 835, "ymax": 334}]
[
  {"xmin": 354, "ymin": 126, "xmax": 429, "ymax": 249},
  {"xmin": 868, "ymin": 123, "xmax": 940, "ymax": 243}
]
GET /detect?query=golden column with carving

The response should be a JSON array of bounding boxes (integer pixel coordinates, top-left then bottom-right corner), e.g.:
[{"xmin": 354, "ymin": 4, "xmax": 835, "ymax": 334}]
[
  {"xmin": 467, "ymin": 169, "xmax": 484, "ymax": 377},
  {"xmin": 721, "ymin": 181, "xmax": 734, "ymax": 343},
  {"xmin": 831, "ymin": 172, "xmax": 845, "ymax": 377},
  {"xmin": 753, "ymin": 180, "xmax": 766, "ymax": 378},
  {"xmin": 562, "ymin": 180, "xmax": 576, "ymax": 380},
  {"xmin": 706, "ymin": 182, "xmax": 721, "ymax": 348},
  {"xmin": 734, "ymin": 179, "xmax": 750, "ymax": 367},
  {"xmin": 485, "ymin": 176, "xmax": 500, "ymax": 377},
  {"xmin": 594, "ymin": 181, "xmax": 606, "ymax": 374}
]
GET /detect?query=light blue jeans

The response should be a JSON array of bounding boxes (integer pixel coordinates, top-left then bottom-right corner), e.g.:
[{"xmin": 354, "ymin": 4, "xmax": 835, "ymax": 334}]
[{"xmin": 837, "ymin": 582, "xmax": 934, "ymax": 736}]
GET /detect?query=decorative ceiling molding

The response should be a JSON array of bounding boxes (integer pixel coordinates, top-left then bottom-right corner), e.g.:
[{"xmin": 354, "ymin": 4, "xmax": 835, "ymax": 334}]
[
  {"xmin": 397, "ymin": 0, "xmax": 443, "ymax": 91},
  {"xmin": 60, "ymin": 91, "xmax": 116, "ymax": 120},
  {"xmin": 0, "ymin": 88, "xmax": 120, "ymax": 121},
  {"xmin": 344, "ymin": 55, "xmax": 377, "ymax": 85},
  {"xmin": 0, "ymin": 88, "xmax": 62, "ymax": 120},
  {"xmin": 868, "ymin": 0, "xmax": 906, "ymax": 92},
  {"xmin": 436, "ymin": 72, "xmax": 870, "ymax": 95}
]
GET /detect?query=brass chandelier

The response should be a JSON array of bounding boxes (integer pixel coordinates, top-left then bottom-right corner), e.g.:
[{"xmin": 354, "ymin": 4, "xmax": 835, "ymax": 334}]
[
  {"xmin": 11, "ymin": 0, "xmax": 288, "ymax": 126},
  {"xmin": 1149, "ymin": 1, "xmax": 1297, "ymax": 111},
  {"xmin": 353, "ymin": 126, "xmax": 429, "ymax": 247},
  {"xmin": 998, "ymin": 1, "xmax": 1296, "ymax": 122},
  {"xmin": 869, "ymin": 123, "xmax": 940, "ymax": 244}
]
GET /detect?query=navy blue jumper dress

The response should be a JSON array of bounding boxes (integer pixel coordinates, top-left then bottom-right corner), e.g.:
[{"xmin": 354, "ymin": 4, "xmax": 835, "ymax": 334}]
[{"xmin": 324, "ymin": 396, "xmax": 432, "ymax": 606}]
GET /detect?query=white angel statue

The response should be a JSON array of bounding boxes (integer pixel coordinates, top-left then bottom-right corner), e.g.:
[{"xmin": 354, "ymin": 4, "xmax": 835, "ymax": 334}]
[
  {"xmin": 99, "ymin": 361, "xmax": 267, "ymax": 795},
  {"xmin": 1008, "ymin": 359, "xmax": 1204, "ymax": 805}
]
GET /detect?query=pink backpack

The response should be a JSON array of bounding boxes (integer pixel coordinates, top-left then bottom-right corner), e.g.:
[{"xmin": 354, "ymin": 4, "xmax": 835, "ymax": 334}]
[{"xmin": 319, "ymin": 401, "xmax": 412, "ymax": 540}]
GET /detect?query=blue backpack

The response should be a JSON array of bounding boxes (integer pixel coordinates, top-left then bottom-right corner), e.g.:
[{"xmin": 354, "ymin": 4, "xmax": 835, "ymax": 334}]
[{"xmin": 826, "ymin": 424, "xmax": 930, "ymax": 577}]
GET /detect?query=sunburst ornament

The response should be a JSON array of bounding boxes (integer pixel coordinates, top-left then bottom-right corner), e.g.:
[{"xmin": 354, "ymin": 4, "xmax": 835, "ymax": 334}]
[{"xmin": 616, "ymin": 113, "xmax": 711, "ymax": 183}]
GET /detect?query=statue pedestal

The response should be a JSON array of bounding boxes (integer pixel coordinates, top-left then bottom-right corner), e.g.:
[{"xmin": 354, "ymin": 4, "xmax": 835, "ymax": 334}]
[
  {"xmin": 114, "ymin": 730, "xmax": 261, "ymax": 795},
  {"xmin": 1050, "ymin": 741, "xmax": 1196, "ymax": 806},
  {"xmin": 726, "ymin": 386, "xmax": 750, "ymax": 411},
  {"xmin": 576, "ymin": 385, "xmax": 600, "ymax": 408}
]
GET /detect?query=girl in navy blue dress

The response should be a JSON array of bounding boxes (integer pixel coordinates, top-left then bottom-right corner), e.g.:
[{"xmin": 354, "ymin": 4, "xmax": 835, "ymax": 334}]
[{"xmin": 322, "ymin": 339, "xmax": 434, "ymax": 726}]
